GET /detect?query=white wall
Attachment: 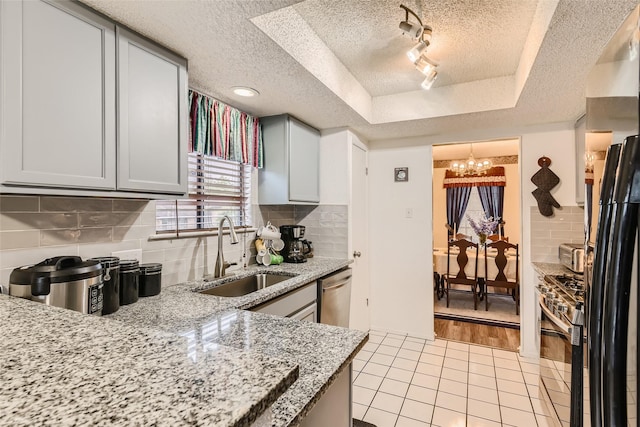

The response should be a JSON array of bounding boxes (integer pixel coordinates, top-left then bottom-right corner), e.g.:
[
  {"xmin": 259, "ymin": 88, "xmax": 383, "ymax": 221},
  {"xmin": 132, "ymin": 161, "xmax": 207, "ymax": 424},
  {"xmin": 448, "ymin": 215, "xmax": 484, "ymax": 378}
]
[
  {"xmin": 368, "ymin": 145, "xmax": 434, "ymax": 339},
  {"xmin": 367, "ymin": 122, "xmax": 578, "ymax": 355}
]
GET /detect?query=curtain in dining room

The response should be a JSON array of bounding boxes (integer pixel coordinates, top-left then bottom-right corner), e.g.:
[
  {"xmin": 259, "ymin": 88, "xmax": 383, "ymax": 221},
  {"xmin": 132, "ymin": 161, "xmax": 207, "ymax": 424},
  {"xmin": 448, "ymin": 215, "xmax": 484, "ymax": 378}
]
[
  {"xmin": 446, "ymin": 186, "xmax": 472, "ymax": 236},
  {"xmin": 477, "ymin": 185, "xmax": 504, "ymax": 223}
]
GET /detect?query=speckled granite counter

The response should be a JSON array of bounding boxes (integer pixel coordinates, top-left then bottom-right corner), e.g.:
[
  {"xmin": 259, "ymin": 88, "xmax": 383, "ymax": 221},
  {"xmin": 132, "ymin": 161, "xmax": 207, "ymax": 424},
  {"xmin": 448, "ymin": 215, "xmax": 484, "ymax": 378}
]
[
  {"xmin": 107, "ymin": 257, "xmax": 368, "ymax": 427},
  {"xmin": 532, "ymin": 262, "xmax": 576, "ymax": 276},
  {"xmin": 0, "ymin": 295, "xmax": 298, "ymax": 427}
]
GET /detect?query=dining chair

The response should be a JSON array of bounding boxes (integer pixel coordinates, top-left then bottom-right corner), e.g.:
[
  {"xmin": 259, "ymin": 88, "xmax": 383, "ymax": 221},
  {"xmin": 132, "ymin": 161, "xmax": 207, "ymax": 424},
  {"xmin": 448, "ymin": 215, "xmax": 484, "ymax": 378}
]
[
  {"xmin": 443, "ymin": 238, "xmax": 480, "ymax": 310},
  {"xmin": 484, "ymin": 240, "xmax": 519, "ymax": 314}
]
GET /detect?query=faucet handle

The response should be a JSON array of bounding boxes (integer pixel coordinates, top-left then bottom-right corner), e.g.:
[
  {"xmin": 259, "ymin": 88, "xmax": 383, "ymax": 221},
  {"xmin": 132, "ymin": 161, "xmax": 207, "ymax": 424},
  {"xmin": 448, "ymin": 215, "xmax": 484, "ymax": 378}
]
[{"xmin": 224, "ymin": 261, "xmax": 238, "ymax": 268}]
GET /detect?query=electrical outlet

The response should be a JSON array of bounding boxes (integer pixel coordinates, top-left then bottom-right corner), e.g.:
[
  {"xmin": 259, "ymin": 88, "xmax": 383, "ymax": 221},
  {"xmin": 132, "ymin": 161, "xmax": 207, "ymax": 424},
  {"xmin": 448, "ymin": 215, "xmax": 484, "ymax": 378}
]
[
  {"xmin": 111, "ymin": 249, "xmax": 142, "ymax": 262},
  {"xmin": 405, "ymin": 208, "xmax": 413, "ymax": 218}
]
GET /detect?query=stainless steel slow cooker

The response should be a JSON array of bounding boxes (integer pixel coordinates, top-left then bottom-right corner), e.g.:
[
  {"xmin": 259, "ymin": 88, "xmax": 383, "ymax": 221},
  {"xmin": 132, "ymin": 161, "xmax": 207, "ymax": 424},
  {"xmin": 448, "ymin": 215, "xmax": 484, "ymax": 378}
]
[{"xmin": 9, "ymin": 256, "xmax": 104, "ymax": 315}]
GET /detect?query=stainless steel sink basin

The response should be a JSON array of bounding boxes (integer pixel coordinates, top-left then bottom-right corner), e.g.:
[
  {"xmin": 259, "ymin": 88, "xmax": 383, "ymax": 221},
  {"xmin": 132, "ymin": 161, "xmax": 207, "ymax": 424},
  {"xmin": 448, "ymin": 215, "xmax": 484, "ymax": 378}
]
[{"xmin": 200, "ymin": 273, "xmax": 292, "ymax": 297}]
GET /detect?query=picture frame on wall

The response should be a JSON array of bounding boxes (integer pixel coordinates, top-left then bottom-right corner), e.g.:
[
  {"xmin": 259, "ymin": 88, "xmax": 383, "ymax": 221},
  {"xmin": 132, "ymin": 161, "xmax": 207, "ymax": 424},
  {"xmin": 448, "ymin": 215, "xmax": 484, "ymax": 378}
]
[{"xmin": 394, "ymin": 167, "xmax": 409, "ymax": 182}]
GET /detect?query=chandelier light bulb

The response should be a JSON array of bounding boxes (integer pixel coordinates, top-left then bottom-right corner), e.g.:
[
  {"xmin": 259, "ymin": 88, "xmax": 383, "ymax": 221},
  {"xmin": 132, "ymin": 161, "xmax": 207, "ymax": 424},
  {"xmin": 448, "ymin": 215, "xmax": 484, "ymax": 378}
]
[
  {"xmin": 420, "ymin": 69, "xmax": 438, "ymax": 90},
  {"xmin": 415, "ymin": 55, "xmax": 438, "ymax": 76}
]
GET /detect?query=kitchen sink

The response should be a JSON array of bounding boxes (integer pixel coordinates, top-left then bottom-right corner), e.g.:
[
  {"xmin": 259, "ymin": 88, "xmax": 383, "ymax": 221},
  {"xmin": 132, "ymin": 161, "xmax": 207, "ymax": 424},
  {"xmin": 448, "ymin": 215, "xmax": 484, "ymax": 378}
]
[{"xmin": 199, "ymin": 273, "xmax": 293, "ymax": 297}]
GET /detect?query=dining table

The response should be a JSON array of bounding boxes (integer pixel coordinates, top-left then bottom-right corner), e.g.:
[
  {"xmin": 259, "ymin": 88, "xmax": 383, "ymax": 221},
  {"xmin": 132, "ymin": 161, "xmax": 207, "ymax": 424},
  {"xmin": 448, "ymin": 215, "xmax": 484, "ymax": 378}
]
[{"xmin": 432, "ymin": 246, "xmax": 518, "ymax": 300}]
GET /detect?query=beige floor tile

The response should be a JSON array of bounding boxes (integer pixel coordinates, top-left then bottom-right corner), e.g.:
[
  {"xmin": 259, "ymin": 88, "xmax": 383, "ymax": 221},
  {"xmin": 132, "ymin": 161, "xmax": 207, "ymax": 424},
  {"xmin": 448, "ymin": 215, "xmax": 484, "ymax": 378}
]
[
  {"xmin": 377, "ymin": 344, "xmax": 401, "ymax": 356},
  {"xmin": 468, "ymin": 385, "xmax": 499, "ymax": 405},
  {"xmin": 363, "ymin": 361, "xmax": 390, "ymax": 377},
  {"xmin": 401, "ymin": 399, "xmax": 434, "ymax": 422},
  {"xmin": 371, "ymin": 391, "xmax": 404, "ymax": 414},
  {"xmin": 500, "ymin": 406, "xmax": 537, "ymax": 426},
  {"xmin": 364, "ymin": 407, "xmax": 398, "ymax": 426},
  {"xmin": 368, "ymin": 334, "xmax": 384, "ymax": 344},
  {"xmin": 406, "ymin": 384, "xmax": 438, "ymax": 405},
  {"xmin": 420, "ymin": 352, "xmax": 445, "ymax": 366},
  {"xmin": 498, "ymin": 390, "xmax": 532, "ymax": 411},
  {"xmin": 355, "ymin": 349, "xmax": 373, "ymax": 362},
  {"xmin": 468, "ymin": 373, "xmax": 497, "ymax": 389},
  {"xmin": 469, "ymin": 352, "xmax": 494, "ymax": 366},
  {"xmin": 467, "ymin": 415, "xmax": 502, "ymax": 427},
  {"xmin": 353, "ymin": 385, "xmax": 376, "ymax": 406},
  {"xmin": 497, "ymin": 378, "xmax": 528, "ymax": 396},
  {"xmin": 393, "ymin": 357, "xmax": 419, "ymax": 372},
  {"xmin": 416, "ymin": 362, "xmax": 442, "ymax": 378},
  {"xmin": 444, "ymin": 357, "xmax": 469, "ymax": 372},
  {"xmin": 435, "ymin": 391, "xmax": 467, "ymax": 413},
  {"xmin": 447, "ymin": 341, "xmax": 470, "ymax": 352},
  {"xmin": 352, "ymin": 403, "xmax": 367, "ymax": 420},
  {"xmin": 469, "ymin": 362, "xmax": 496, "ymax": 377},
  {"xmin": 440, "ymin": 367, "xmax": 468, "ymax": 384},
  {"xmin": 411, "ymin": 372, "xmax": 440, "ymax": 390},
  {"xmin": 386, "ymin": 367, "xmax": 414, "ymax": 383},
  {"xmin": 379, "ymin": 377, "xmax": 410, "ymax": 398},
  {"xmin": 437, "ymin": 378, "xmax": 467, "ymax": 397},
  {"xmin": 395, "ymin": 415, "xmax": 431, "ymax": 427},
  {"xmin": 402, "ymin": 340, "xmax": 426, "ymax": 352},
  {"xmin": 431, "ymin": 406, "xmax": 466, "ymax": 427},
  {"xmin": 469, "ymin": 345, "xmax": 494, "ymax": 356},
  {"xmin": 397, "ymin": 348, "xmax": 422, "ymax": 361},
  {"xmin": 423, "ymin": 344, "xmax": 447, "ymax": 356},
  {"xmin": 493, "ymin": 348, "xmax": 518, "ymax": 361},
  {"xmin": 495, "ymin": 367, "xmax": 524, "ymax": 383},
  {"xmin": 369, "ymin": 352, "xmax": 395, "ymax": 367},
  {"xmin": 467, "ymin": 398, "xmax": 501, "ymax": 422},
  {"xmin": 354, "ymin": 372, "xmax": 384, "ymax": 390},
  {"xmin": 382, "ymin": 336, "xmax": 405, "ymax": 347},
  {"xmin": 446, "ymin": 348, "xmax": 470, "ymax": 362},
  {"xmin": 363, "ymin": 342, "xmax": 379, "ymax": 352}
]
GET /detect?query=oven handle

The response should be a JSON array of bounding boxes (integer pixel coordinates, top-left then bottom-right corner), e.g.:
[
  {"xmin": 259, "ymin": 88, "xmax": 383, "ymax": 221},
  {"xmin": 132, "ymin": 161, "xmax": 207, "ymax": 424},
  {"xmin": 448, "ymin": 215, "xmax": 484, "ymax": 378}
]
[{"xmin": 538, "ymin": 295, "xmax": 571, "ymax": 334}]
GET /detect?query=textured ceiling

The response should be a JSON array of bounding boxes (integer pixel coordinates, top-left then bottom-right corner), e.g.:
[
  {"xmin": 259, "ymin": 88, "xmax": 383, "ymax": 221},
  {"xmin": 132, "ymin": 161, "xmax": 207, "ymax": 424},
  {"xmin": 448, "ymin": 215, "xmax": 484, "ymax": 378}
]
[
  {"xmin": 80, "ymin": 0, "xmax": 638, "ymax": 143},
  {"xmin": 294, "ymin": 0, "xmax": 538, "ymax": 95}
]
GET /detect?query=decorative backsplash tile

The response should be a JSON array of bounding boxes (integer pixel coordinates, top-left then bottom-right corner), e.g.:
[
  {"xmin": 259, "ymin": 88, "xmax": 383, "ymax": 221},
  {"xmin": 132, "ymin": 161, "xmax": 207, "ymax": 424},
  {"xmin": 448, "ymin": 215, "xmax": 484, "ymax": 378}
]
[{"xmin": 530, "ymin": 205, "xmax": 584, "ymax": 263}]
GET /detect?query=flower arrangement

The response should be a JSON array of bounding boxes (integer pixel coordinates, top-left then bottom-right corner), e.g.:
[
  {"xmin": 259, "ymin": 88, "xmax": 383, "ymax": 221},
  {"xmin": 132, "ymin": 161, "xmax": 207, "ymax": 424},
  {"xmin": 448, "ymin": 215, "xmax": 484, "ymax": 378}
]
[{"xmin": 467, "ymin": 212, "xmax": 500, "ymax": 245}]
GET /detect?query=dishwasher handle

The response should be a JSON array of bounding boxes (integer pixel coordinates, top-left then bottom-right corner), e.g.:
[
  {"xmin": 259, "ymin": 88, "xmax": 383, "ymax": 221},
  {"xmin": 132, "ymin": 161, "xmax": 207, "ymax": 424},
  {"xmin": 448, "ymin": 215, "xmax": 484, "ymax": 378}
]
[
  {"xmin": 323, "ymin": 279, "xmax": 350, "ymax": 291},
  {"xmin": 320, "ymin": 268, "xmax": 352, "ymax": 289}
]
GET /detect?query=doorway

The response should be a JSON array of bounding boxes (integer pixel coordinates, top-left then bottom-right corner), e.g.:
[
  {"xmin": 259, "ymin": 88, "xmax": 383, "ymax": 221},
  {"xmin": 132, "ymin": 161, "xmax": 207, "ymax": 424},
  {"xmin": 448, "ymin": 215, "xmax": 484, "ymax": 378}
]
[{"xmin": 431, "ymin": 139, "xmax": 521, "ymax": 343}]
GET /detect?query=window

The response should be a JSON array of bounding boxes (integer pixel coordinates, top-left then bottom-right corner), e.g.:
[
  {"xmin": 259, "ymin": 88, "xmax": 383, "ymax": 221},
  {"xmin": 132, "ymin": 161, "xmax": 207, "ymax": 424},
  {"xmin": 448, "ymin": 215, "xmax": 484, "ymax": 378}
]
[
  {"xmin": 457, "ymin": 188, "xmax": 484, "ymax": 241},
  {"xmin": 156, "ymin": 153, "xmax": 252, "ymax": 233}
]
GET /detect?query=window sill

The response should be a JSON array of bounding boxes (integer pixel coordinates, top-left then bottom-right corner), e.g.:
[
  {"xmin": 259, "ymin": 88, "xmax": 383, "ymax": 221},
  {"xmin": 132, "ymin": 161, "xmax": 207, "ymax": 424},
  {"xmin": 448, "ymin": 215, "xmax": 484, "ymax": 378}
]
[{"xmin": 149, "ymin": 227, "xmax": 258, "ymax": 241}]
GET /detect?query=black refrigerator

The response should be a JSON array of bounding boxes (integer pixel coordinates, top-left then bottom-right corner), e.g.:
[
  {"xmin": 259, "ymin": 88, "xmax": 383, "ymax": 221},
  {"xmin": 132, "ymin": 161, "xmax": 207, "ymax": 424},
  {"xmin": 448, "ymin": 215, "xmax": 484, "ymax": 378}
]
[{"xmin": 586, "ymin": 5, "xmax": 640, "ymax": 427}]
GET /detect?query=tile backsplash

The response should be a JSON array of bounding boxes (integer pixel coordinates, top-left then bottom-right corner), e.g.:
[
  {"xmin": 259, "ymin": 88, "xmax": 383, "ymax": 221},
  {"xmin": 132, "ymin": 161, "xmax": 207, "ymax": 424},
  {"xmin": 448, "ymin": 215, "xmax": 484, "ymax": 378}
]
[
  {"xmin": 0, "ymin": 195, "xmax": 250, "ymax": 290},
  {"xmin": 256, "ymin": 204, "xmax": 348, "ymax": 259},
  {"xmin": 0, "ymin": 196, "xmax": 349, "ymax": 291},
  {"xmin": 530, "ymin": 205, "xmax": 584, "ymax": 263}
]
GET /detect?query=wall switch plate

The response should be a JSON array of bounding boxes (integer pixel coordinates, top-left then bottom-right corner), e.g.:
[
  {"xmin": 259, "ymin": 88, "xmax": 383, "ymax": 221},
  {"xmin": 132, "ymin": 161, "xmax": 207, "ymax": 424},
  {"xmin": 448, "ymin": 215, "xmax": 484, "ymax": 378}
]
[
  {"xmin": 405, "ymin": 208, "xmax": 413, "ymax": 218},
  {"xmin": 111, "ymin": 249, "xmax": 142, "ymax": 262}
]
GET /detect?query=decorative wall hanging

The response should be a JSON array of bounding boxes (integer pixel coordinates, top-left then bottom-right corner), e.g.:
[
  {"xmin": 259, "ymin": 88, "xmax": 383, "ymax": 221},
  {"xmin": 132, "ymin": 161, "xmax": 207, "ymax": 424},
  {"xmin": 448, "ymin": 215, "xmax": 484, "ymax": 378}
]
[
  {"xmin": 395, "ymin": 167, "xmax": 409, "ymax": 182},
  {"xmin": 188, "ymin": 89, "xmax": 263, "ymax": 168},
  {"xmin": 531, "ymin": 156, "xmax": 560, "ymax": 217},
  {"xmin": 443, "ymin": 166, "xmax": 506, "ymax": 188}
]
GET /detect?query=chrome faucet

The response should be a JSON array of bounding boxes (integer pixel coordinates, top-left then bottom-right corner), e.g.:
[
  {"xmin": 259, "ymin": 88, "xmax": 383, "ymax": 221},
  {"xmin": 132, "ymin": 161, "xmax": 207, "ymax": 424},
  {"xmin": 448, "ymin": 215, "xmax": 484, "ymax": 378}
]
[{"xmin": 214, "ymin": 215, "xmax": 239, "ymax": 278}]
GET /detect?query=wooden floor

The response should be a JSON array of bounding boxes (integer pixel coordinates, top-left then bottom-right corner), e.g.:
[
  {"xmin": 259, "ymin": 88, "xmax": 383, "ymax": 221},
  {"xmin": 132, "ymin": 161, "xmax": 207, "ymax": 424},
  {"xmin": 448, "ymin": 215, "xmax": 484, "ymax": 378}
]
[{"xmin": 434, "ymin": 318, "xmax": 520, "ymax": 352}]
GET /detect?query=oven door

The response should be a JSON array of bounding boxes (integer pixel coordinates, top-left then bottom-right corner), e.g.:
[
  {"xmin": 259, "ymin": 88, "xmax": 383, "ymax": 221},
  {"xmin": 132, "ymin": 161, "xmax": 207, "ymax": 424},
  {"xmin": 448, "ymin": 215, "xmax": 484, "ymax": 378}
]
[{"xmin": 539, "ymin": 294, "xmax": 574, "ymax": 427}]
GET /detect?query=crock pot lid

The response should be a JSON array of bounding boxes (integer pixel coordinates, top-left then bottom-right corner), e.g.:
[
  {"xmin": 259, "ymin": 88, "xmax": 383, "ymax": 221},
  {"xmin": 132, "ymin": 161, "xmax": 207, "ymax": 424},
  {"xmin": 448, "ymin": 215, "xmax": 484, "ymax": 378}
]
[{"xmin": 10, "ymin": 256, "xmax": 102, "ymax": 284}]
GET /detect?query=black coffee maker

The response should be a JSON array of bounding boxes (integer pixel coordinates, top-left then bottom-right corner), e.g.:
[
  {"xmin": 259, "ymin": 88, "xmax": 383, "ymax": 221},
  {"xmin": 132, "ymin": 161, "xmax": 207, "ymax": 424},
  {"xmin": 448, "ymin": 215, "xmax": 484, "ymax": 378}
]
[{"xmin": 280, "ymin": 225, "xmax": 311, "ymax": 263}]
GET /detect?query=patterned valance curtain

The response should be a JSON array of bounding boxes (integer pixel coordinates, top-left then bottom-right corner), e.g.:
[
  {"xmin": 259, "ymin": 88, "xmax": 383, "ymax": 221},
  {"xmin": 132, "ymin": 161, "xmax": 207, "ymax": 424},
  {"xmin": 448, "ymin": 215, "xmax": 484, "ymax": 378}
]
[
  {"xmin": 443, "ymin": 166, "xmax": 506, "ymax": 188},
  {"xmin": 188, "ymin": 89, "xmax": 264, "ymax": 168}
]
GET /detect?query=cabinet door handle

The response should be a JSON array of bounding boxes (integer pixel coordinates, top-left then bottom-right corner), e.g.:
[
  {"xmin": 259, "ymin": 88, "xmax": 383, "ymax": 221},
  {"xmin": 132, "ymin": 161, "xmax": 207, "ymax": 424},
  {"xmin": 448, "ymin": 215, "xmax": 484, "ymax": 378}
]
[{"xmin": 353, "ymin": 251, "xmax": 362, "ymax": 258}]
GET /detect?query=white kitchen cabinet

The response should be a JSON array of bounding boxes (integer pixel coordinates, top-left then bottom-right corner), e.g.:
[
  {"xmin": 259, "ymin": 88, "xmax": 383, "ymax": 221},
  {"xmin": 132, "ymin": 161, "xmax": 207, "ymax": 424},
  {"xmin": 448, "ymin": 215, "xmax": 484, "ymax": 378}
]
[
  {"xmin": 251, "ymin": 281, "xmax": 318, "ymax": 321},
  {"xmin": 0, "ymin": 0, "xmax": 187, "ymax": 197},
  {"xmin": 0, "ymin": 0, "xmax": 116, "ymax": 190},
  {"xmin": 259, "ymin": 115, "xmax": 320, "ymax": 204},
  {"xmin": 116, "ymin": 28, "xmax": 188, "ymax": 195}
]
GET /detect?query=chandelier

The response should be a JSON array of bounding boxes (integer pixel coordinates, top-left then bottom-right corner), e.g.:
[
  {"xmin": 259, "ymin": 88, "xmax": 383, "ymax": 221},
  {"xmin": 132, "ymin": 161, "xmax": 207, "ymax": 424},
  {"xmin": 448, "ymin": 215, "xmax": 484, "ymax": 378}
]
[{"xmin": 450, "ymin": 144, "xmax": 492, "ymax": 176}]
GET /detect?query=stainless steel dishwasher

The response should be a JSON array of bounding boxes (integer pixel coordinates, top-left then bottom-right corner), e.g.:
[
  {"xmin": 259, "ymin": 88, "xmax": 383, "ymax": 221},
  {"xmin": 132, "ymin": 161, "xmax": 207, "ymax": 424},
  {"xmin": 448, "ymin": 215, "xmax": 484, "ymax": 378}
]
[{"xmin": 318, "ymin": 268, "xmax": 352, "ymax": 327}]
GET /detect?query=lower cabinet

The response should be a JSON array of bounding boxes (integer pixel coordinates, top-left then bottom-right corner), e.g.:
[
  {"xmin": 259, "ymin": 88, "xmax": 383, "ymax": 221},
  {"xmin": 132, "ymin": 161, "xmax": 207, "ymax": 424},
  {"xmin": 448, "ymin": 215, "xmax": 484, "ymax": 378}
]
[
  {"xmin": 251, "ymin": 281, "xmax": 317, "ymax": 322},
  {"xmin": 299, "ymin": 364, "xmax": 352, "ymax": 427}
]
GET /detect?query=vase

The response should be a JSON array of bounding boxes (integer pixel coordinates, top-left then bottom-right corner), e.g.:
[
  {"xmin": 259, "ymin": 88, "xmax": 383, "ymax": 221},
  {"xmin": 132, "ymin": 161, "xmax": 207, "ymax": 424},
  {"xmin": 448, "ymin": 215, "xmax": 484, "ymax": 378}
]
[{"xmin": 479, "ymin": 234, "xmax": 487, "ymax": 247}]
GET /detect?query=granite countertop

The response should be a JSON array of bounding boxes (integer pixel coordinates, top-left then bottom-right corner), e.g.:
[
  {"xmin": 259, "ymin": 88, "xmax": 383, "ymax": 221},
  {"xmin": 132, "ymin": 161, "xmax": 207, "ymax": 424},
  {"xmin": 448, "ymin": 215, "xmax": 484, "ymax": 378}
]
[
  {"xmin": 107, "ymin": 257, "xmax": 367, "ymax": 427},
  {"xmin": 1, "ymin": 257, "xmax": 367, "ymax": 427},
  {"xmin": 0, "ymin": 295, "xmax": 298, "ymax": 427},
  {"xmin": 532, "ymin": 262, "xmax": 576, "ymax": 276}
]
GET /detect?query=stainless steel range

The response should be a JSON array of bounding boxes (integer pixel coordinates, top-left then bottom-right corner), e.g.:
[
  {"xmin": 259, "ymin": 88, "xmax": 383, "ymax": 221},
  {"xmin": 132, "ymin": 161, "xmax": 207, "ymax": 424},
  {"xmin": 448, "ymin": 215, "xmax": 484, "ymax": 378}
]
[{"xmin": 536, "ymin": 274, "xmax": 586, "ymax": 427}]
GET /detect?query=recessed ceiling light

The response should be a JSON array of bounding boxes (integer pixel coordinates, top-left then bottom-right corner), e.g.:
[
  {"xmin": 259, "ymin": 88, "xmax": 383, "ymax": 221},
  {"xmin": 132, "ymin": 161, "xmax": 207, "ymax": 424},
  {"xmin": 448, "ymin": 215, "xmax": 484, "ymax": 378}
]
[{"xmin": 232, "ymin": 86, "xmax": 260, "ymax": 97}]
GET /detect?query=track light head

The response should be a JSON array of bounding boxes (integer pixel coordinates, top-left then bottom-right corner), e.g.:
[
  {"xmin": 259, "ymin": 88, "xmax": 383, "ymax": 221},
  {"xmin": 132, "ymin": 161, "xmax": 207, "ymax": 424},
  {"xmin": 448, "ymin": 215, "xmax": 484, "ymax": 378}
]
[
  {"xmin": 407, "ymin": 40, "xmax": 428, "ymax": 62},
  {"xmin": 421, "ymin": 70, "xmax": 438, "ymax": 90},
  {"xmin": 399, "ymin": 20, "xmax": 423, "ymax": 40}
]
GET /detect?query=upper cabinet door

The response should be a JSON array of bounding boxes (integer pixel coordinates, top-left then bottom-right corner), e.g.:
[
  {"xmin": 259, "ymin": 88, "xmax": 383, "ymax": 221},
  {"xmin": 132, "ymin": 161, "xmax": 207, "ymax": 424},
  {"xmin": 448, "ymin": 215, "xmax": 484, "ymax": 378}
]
[
  {"xmin": 116, "ymin": 28, "xmax": 188, "ymax": 195},
  {"xmin": 289, "ymin": 118, "xmax": 320, "ymax": 203},
  {"xmin": 1, "ymin": 0, "xmax": 116, "ymax": 189}
]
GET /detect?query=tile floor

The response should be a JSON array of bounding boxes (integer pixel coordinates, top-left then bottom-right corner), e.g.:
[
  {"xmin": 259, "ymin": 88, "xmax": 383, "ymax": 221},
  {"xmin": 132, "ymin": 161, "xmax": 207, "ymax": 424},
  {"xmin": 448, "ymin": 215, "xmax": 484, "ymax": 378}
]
[{"xmin": 352, "ymin": 330, "xmax": 553, "ymax": 427}]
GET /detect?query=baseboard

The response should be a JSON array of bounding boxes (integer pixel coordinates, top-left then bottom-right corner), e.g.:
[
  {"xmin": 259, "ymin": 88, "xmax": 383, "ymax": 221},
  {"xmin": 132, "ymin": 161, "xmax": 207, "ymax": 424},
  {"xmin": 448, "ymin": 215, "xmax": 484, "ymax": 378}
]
[{"xmin": 434, "ymin": 312, "xmax": 520, "ymax": 330}]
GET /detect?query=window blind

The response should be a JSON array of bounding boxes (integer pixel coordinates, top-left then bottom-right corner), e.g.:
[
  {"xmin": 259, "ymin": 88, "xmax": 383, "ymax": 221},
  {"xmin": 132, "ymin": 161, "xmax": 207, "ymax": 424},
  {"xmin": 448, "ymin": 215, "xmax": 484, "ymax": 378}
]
[{"xmin": 156, "ymin": 153, "xmax": 252, "ymax": 233}]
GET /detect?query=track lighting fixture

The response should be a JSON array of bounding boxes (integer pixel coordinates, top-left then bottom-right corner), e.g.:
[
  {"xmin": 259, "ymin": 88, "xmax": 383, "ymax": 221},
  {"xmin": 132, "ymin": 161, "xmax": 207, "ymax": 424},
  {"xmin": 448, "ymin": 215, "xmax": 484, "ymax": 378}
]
[{"xmin": 399, "ymin": 4, "xmax": 439, "ymax": 91}]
